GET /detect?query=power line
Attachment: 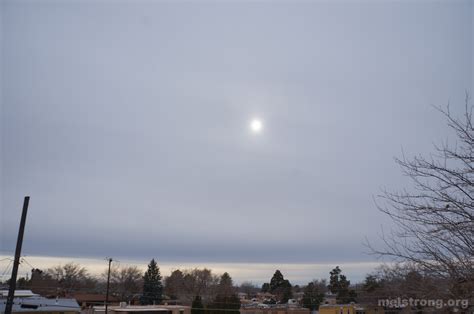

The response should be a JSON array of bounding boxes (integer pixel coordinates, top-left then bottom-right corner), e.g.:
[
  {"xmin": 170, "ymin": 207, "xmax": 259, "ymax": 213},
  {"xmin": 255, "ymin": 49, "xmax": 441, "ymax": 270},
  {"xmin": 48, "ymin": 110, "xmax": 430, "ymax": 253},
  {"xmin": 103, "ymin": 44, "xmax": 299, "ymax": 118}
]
[
  {"xmin": 1, "ymin": 259, "xmax": 13, "ymax": 280},
  {"xmin": 20, "ymin": 257, "xmax": 37, "ymax": 270}
]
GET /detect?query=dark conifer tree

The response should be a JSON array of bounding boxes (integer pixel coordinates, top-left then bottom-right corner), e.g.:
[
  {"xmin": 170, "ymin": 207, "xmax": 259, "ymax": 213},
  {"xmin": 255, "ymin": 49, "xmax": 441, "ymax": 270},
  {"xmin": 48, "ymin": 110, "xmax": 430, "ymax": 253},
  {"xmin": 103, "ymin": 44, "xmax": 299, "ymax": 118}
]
[
  {"xmin": 301, "ymin": 282, "xmax": 324, "ymax": 311},
  {"xmin": 327, "ymin": 266, "xmax": 356, "ymax": 303},
  {"xmin": 268, "ymin": 270, "xmax": 293, "ymax": 303},
  {"xmin": 141, "ymin": 259, "xmax": 163, "ymax": 305}
]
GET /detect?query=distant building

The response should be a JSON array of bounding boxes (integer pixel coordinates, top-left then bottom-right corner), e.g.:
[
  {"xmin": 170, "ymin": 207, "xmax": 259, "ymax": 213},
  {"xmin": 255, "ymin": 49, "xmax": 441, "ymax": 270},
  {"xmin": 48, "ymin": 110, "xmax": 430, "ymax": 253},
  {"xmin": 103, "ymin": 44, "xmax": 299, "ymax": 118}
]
[
  {"xmin": 241, "ymin": 304, "xmax": 310, "ymax": 314},
  {"xmin": 319, "ymin": 304, "xmax": 384, "ymax": 314},
  {"xmin": 253, "ymin": 292, "xmax": 277, "ymax": 304},
  {"xmin": 322, "ymin": 293, "xmax": 337, "ymax": 305},
  {"xmin": 293, "ymin": 292, "xmax": 305, "ymax": 302},
  {"xmin": 70, "ymin": 293, "xmax": 121, "ymax": 309},
  {"xmin": 93, "ymin": 304, "xmax": 191, "ymax": 314}
]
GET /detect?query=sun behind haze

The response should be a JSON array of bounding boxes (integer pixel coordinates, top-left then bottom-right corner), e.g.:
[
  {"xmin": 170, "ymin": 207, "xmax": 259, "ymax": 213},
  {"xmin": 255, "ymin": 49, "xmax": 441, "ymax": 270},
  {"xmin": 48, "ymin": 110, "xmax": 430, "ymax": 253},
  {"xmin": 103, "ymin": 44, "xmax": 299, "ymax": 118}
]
[{"xmin": 250, "ymin": 119, "xmax": 263, "ymax": 133}]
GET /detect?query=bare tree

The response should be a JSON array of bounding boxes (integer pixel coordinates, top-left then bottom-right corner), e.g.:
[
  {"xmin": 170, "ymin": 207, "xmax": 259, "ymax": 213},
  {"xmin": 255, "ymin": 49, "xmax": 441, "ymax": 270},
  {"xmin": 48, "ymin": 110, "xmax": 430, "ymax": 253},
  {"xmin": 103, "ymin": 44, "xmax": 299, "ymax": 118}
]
[
  {"xmin": 238, "ymin": 281, "xmax": 259, "ymax": 297},
  {"xmin": 182, "ymin": 268, "xmax": 220, "ymax": 304},
  {"xmin": 370, "ymin": 96, "xmax": 474, "ymax": 299},
  {"xmin": 308, "ymin": 279, "xmax": 327, "ymax": 294},
  {"xmin": 46, "ymin": 262, "xmax": 94, "ymax": 295},
  {"xmin": 164, "ymin": 268, "xmax": 220, "ymax": 305},
  {"xmin": 29, "ymin": 268, "xmax": 57, "ymax": 296},
  {"xmin": 357, "ymin": 264, "xmax": 446, "ymax": 304},
  {"xmin": 103, "ymin": 265, "xmax": 143, "ymax": 302},
  {"xmin": 164, "ymin": 269, "xmax": 185, "ymax": 300}
]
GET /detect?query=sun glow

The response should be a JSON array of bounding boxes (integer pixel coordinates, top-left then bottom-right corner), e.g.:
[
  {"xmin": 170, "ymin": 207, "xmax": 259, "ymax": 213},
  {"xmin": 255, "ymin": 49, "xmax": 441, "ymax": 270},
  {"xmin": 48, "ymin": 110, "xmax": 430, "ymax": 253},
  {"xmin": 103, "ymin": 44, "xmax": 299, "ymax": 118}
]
[{"xmin": 250, "ymin": 119, "xmax": 263, "ymax": 133}]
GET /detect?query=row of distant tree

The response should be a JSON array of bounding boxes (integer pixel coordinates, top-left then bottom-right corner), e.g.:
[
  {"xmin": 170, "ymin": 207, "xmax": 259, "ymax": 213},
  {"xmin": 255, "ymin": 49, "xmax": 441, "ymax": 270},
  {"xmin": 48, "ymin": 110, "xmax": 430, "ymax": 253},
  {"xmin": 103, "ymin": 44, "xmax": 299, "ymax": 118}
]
[{"xmin": 3, "ymin": 258, "xmax": 468, "ymax": 311}]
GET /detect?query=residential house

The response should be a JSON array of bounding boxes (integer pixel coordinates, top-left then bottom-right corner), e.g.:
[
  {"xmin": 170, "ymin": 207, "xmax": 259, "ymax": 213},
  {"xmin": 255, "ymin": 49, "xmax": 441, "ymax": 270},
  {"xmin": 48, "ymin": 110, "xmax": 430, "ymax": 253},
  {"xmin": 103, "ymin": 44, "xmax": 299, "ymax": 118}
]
[
  {"xmin": 93, "ymin": 304, "xmax": 191, "ymax": 314},
  {"xmin": 0, "ymin": 290, "xmax": 80, "ymax": 314},
  {"xmin": 319, "ymin": 304, "xmax": 384, "ymax": 314},
  {"xmin": 241, "ymin": 304, "xmax": 310, "ymax": 314}
]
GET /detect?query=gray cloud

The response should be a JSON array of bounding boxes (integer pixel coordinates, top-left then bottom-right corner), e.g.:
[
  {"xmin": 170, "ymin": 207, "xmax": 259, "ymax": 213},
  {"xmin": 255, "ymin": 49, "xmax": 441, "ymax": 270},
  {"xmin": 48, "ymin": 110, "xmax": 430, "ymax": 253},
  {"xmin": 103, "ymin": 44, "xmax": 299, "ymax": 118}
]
[{"xmin": 1, "ymin": 1, "xmax": 472, "ymax": 267}]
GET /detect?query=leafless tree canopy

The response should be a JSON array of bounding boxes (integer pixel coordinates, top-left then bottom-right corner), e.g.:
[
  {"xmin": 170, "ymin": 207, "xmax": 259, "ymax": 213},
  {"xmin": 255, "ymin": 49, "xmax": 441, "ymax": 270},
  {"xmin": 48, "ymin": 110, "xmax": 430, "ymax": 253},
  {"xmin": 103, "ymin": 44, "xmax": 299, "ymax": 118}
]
[
  {"xmin": 371, "ymin": 96, "xmax": 474, "ymax": 298},
  {"xmin": 46, "ymin": 262, "xmax": 95, "ymax": 295},
  {"xmin": 164, "ymin": 268, "xmax": 220, "ymax": 304},
  {"xmin": 102, "ymin": 265, "xmax": 143, "ymax": 301}
]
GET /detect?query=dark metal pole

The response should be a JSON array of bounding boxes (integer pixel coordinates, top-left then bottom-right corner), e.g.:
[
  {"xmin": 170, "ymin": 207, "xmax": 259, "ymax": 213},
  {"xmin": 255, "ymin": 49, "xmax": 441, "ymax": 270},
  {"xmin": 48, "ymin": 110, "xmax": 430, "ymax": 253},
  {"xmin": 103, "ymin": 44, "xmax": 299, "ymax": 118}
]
[
  {"xmin": 105, "ymin": 258, "xmax": 113, "ymax": 314},
  {"xmin": 5, "ymin": 196, "xmax": 30, "ymax": 314}
]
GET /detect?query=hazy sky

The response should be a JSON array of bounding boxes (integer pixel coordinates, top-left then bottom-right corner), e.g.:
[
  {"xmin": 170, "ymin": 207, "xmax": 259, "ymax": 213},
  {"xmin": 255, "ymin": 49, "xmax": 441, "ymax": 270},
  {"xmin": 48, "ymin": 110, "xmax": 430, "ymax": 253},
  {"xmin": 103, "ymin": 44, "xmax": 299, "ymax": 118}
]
[{"xmin": 1, "ymin": 0, "xmax": 473, "ymax": 282}]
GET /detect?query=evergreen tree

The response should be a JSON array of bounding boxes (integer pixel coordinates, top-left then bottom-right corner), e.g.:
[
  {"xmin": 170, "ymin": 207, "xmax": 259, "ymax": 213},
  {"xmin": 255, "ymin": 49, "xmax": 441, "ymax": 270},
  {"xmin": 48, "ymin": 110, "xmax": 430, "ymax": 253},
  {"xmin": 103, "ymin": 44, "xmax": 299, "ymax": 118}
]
[
  {"xmin": 191, "ymin": 295, "xmax": 205, "ymax": 314},
  {"xmin": 219, "ymin": 273, "xmax": 233, "ymax": 287},
  {"xmin": 261, "ymin": 283, "xmax": 270, "ymax": 293},
  {"xmin": 328, "ymin": 266, "xmax": 342, "ymax": 294},
  {"xmin": 269, "ymin": 270, "xmax": 285, "ymax": 291},
  {"xmin": 301, "ymin": 282, "xmax": 324, "ymax": 311},
  {"xmin": 363, "ymin": 275, "xmax": 380, "ymax": 293},
  {"xmin": 218, "ymin": 272, "xmax": 235, "ymax": 297},
  {"xmin": 141, "ymin": 259, "xmax": 163, "ymax": 305},
  {"xmin": 327, "ymin": 266, "xmax": 356, "ymax": 303},
  {"xmin": 268, "ymin": 270, "xmax": 293, "ymax": 303},
  {"xmin": 279, "ymin": 280, "xmax": 293, "ymax": 303},
  {"xmin": 209, "ymin": 273, "xmax": 240, "ymax": 314}
]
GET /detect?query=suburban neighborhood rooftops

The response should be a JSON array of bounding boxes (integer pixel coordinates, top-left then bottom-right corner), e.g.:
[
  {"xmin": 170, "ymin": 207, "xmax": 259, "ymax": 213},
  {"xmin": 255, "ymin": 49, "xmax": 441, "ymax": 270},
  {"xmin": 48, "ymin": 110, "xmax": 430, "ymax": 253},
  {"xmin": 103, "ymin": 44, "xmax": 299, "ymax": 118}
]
[{"xmin": 0, "ymin": 290, "xmax": 39, "ymax": 298}]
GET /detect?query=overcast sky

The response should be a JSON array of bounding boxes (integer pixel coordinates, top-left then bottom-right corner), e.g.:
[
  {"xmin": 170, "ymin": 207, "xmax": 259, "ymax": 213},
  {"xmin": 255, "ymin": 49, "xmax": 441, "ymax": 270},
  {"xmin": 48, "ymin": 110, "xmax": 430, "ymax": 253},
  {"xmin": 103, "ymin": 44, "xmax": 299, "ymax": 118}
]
[{"xmin": 1, "ymin": 0, "xmax": 473, "ymax": 282}]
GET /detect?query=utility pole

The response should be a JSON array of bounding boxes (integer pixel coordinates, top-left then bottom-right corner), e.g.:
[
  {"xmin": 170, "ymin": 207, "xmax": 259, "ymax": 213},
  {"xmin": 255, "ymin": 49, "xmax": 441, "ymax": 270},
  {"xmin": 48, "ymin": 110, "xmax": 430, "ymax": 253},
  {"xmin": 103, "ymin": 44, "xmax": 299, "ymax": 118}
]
[
  {"xmin": 5, "ymin": 196, "xmax": 30, "ymax": 314},
  {"xmin": 105, "ymin": 257, "xmax": 113, "ymax": 314}
]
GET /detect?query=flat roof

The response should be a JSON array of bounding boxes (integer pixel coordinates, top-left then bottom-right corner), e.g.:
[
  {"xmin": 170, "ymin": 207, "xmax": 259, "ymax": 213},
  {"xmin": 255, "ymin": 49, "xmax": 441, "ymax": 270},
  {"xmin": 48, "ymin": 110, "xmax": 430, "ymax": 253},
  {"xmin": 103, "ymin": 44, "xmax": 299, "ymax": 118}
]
[
  {"xmin": 115, "ymin": 309, "xmax": 170, "ymax": 312},
  {"xmin": 0, "ymin": 297, "xmax": 80, "ymax": 312},
  {"xmin": 0, "ymin": 290, "xmax": 39, "ymax": 298},
  {"xmin": 94, "ymin": 305, "xmax": 190, "ymax": 312}
]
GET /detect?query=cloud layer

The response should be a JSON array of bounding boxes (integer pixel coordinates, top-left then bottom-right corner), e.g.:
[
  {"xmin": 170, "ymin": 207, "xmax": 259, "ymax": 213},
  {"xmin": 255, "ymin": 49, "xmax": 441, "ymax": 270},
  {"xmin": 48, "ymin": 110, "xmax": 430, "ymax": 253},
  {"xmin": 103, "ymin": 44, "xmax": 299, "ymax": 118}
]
[{"xmin": 1, "ymin": 1, "xmax": 473, "ymax": 268}]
